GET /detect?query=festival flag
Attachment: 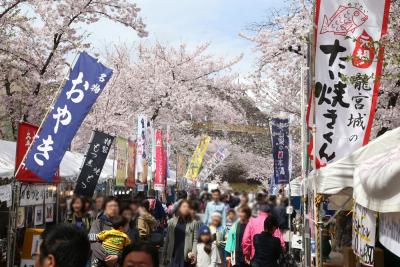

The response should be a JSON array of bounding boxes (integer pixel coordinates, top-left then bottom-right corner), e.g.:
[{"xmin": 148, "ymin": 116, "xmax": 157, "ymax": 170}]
[
  {"xmin": 151, "ymin": 127, "xmax": 157, "ymax": 177},
  {"xmin": 176, "ymin": 154, "xmax": 187, "ymax": 178},
  {"xmin": 16, "ymin": 122, "xmax": 60, "ymax": 183},
  {"xmin": 185, "ymin": 135, "xmax": 211, "ymax": 181},
  {"xmin": 197, "ymin": 146, "xmax": 229, "ymax": 181},
  {"xmin": 145, "ymin": 121, "xmax": 153, "ymax": 182},
  {"xmin": 166, "ymin": 125, "xmax": 172, "ymax": 178},
  {"xmin": 271, "ymin": 118, "xmax": 290, "ymax": 184},
  {"xmin": 74, "ymin": 131, "xmax": 114, "ymax": 197},
  {"xmin": 116, "ymin": 137, "xmax": 128, "ymax": 186},
  {"xmin": 136, "ymin": 115, "xmax": 147, "ymax": 183},
  {"xmin": 21, "ymin": 52, "xmax": 113, "ymax": 181},
  {"xmin": 154, "ymin": 129, "xmax": 165, "ymax": 191},
  {"xmin": 126, "ymin": 139, "xmax": 136, "ymax": 188},
  {"xmin": 308, "ymin": 0, "xmax": 391, "ymax": 167}
]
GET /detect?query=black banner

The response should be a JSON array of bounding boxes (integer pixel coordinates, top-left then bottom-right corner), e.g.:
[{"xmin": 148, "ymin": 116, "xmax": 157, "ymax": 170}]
[
  {"xmin": 74, "ymin": 131, "xmax": 114, "ymax": 197},
  {"xmin": 271, "ymin": 118, "xmax": 290, "ymax": 184}
]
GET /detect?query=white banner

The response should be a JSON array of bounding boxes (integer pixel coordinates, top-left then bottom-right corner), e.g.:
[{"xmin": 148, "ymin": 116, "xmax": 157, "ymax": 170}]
[
  {"xmin": 136, "ymin": 115, "xmax": 147, "ymax": 174},
  {"xmin": 379, "ymin": 212, "xmax": 400, "ymax": 258},
  {"xmin": 19, "ymin": 184, "xmax": 57, "ymax": 206},
  {"xmin": 198, "ymin": 146, "xmax": 229, "ymax": 181},
  {"xmin": 310, "ymin": 0, "xmax": 390, "ymax": 166},
  {"xmin": 352, "ymin": 203, "xmax": 377, "ymax": 266}
]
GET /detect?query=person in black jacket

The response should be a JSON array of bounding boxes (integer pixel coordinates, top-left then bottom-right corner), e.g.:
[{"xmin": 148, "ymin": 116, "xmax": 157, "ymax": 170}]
[{"xmin": 251, "ymin": 215, "xmax": 282, "ymax": 267}]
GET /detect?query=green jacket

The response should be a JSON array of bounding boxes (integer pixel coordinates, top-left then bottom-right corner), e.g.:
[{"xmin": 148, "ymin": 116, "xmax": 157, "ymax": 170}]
[
  {"xmin": 225, "ymin": 221, "xmax": 238, "ymax": 254},
  {"xmin": 65, "ymin": 212, "xmax": 92, "ymax": 233},
  {"xmin": 162, "ymin": 217, "xmax": 200, "ymax": 264}
]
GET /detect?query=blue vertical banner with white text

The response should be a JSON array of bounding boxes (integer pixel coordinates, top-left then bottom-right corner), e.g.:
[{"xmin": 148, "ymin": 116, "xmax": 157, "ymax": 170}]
[
  {"xmin": 271, "ymin": 118, "xmax": 290, "ymax": 184},
  {"xmin": 23, "ymin": 52, "xmax": 113, "ymax": 182}
]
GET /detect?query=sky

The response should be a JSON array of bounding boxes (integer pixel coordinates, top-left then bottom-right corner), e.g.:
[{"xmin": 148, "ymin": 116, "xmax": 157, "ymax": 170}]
[{"xmin": 85, "ymin": 0, "xmax": 285, "ymax": 76}]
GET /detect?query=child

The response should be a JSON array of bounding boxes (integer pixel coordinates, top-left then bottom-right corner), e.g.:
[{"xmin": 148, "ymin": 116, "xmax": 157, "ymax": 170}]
[
  {"xmin": 225, "ymin": 209, "xmax": 236, "ymax": 233},
  {"xmin": 89, "ymin": 216, "xmax": 131, "ymax": 266},
  {"xmin": 196, "ymin": 225, "xmax": 221, "ymax": 267}
]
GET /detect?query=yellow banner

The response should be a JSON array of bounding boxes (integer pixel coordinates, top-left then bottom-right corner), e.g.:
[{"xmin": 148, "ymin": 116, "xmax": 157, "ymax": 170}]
[
  {"xmin": 116, "ymin": 137, "xmax": 128, "ymax": 186},
  {"xmin": 185, "ymin": 135, "xmax": 211, "ymax": 180}
]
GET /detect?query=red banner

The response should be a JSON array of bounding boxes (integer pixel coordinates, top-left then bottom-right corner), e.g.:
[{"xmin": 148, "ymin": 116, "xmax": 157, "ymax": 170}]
[
  {"xmin": 154, "ymin": 129, "xmax": 165, "ymax": 191},
  {"xmin": 16, "ymin": 122, "xmax": 59, "ymax": 183},
  {"xmin": 126, "ymin": 140, "xmax": 136, "ymax": 188}
]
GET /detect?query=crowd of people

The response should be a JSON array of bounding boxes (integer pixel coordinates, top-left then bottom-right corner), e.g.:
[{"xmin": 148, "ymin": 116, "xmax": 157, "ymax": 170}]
[{"xmin": 33, "ymin": 187, "xmax": 296, "ymax": 267}]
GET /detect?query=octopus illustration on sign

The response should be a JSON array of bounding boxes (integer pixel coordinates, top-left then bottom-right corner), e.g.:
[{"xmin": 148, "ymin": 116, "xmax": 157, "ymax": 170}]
[{"xmin": 320, "ymin": 4, "xmax": 368, "ymax": 36}]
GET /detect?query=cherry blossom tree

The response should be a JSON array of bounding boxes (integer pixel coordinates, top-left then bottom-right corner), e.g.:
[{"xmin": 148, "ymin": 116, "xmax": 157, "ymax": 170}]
[{"xmin": 0, "ymin": 0, "xmax": 147, "ymax": 138}]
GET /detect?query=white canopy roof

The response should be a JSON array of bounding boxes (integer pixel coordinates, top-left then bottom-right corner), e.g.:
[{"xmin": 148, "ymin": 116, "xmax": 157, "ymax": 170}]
[
  {"xmin": 354, "ymin": 147, "xmax": 400, "ymax": 212},
  {"xmin": 309, "ymin": 127, "xmax": 400, "ymax": 195},
  {"xmin": 0, "ymin": 140, "xmax": 115, "ymax": 182}
]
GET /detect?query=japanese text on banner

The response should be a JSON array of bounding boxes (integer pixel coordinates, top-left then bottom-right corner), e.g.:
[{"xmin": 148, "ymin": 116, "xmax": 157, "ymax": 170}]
[
  {"xmin": 271, "ymin": 118, "xmax": 290, "ymax": 184},
  {"xmin": 23, "ymin": 52, "xmax": 113, "ymax": 181},
  {"xmin": 309, "ymin": 0, "xmax": 390, "ymax": 166},
  {"xmin": 74, "ymin": 131, "xmax": 114, "ymax": 197}
]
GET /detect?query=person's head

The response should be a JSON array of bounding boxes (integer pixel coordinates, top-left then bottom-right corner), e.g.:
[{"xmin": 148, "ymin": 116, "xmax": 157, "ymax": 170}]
[
  {"xmin": 198, "ymin": 225, "xmax": 212, "ymax": 243},
  {"xmin": 259, "ymin": 203, "xmax": 272, "ymax": 214},
  {"xmin": 121, "ymin": 242, "xmax": 159, "ymax": 267},
  {"xmin": 103, "ymin": 196, "xmax": 119, "ymax": 218},
  {"xmin": 264, "ymin": 215, "xmax": 279, "ymax": 234},
  {"xmin": 129, "ymin": 200, "xmax": 140, "ymax": 215},
  {"xmin": 177, "ymin": 190, "xmax": 188, "ymax": 201},
  {"xmin": 140, "ymin": 200, "xmax": 150, "ymax": 213},
  {"xmin": 84, "ymin": 198, "xmax": 92, "ymax": 212},
  {"xmin": 121, "ymin": 207, "xmax": 133, "ymax": 223},
  {"xmin": 147, "ymin": 189, "xmax": 156, "ymax": 199},
  {"xmin": 34, "ymin": 224, "xmax": 90, "ymax": 267},
  {"xmin": 211, "ymin": 189, "xmax": 221, "ymax": 202},
  {"xmin": 210, "ymin": 212, "xmax": 222, "ymax": 227},
  {"xmin": 177, "ymin": 199, "xmax": 191, "ymax": 220},
  {"xmin": 240, "ymin": 194, "xmax": 249, "ymax": 206},
  {"xmin": 269, "ymin": 195, "xmax": 277, "ymax": 206},
  {"xmin": 111, "ymin": 216, "xmax": 128, "ymax": 231},
  {"xmin": 239, "ymin": 206, "xmax": 252, "ymax": 223},
  {"xmin": 197, "ymin": 225, "xmax": 212, "ymax": 254},
  {"xmin": 95, "ymin": 195, "xmax": 105, "ymax": 211},
  {"xmin": 189, "ymin": 200, "xmax": 199, "ymax": 219},
  {"xmin": 70, "ymin": 196, "xmax": 86, "ymax": 215},
  {"xmin": 227, "ymin": 209, "xmax": 236, "ymax": 221}
]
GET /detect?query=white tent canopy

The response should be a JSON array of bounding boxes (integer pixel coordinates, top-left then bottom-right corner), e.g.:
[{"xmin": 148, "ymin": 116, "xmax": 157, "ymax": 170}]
[
  {"xmin": 354, "ymin": 147, "xmax": 400, "ymax": 213},
  {"xmin": 309, "ymin": 127, "xmax": 400, "ymax": 195},
  {"xmin": 0, "ymin": 140, "xmax": 115, "ymax": 182}
]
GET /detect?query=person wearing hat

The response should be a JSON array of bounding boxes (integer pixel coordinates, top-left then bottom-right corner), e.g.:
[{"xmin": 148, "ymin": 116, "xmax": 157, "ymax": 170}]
[
  {"xmin": 196, "ymin": 225, "xmax": 221, "ymax": 267},
  {"xmin": 242, "ymin": 202, "xmax": 285, "ymax": 264}
]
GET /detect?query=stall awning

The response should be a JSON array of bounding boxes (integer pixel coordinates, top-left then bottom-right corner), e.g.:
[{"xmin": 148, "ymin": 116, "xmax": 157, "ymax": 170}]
[
  {"xmin": 354, "ymin": 147, "xmax": 400, "ymax": 213},
  {"xmin": 309, "ymin": 127, "xmax": 400, "ymax": 195},
  {"xmin": 0, "ymin": 140, "xmax": 115, "ymax": 182}
]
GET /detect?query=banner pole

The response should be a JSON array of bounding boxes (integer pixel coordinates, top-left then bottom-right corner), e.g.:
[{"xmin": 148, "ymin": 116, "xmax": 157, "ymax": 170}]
[{"xmin": 14, "ymin": 51, "xmax": 81, "ymax": 179}]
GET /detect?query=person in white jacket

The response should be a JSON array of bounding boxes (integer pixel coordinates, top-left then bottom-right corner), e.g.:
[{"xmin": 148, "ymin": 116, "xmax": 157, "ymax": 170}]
[{"xmin": 196, "ymin": 225, "xmax": 221, "ymax": 267}]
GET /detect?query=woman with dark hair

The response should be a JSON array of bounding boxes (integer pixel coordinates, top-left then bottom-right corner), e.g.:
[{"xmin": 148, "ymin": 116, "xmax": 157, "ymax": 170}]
[
  {"xmin": 89, "ymin": 196, "xmax": 120, "ymax": 267},
  {"xmin": 65, "ymin": 196, "xmax": 92, "ymax": 233},
  {"xmin": 163, "ymin": 199, "xmax": 199, "ymax": 267},
  {"xmin": 251, "ymin": 215, "xmax": 282, "ymax": 267}
]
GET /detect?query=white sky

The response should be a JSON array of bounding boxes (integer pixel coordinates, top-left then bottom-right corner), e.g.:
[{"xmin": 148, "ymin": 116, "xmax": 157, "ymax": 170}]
[{"xmin": 84, "ymin": 0, "xmax": 284, "ymax": 76}]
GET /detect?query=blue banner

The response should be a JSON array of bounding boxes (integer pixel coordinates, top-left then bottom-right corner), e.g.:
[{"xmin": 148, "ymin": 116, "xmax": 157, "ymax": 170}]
[
  {"xmin": 24, "ymin": 52, "xmax": 113, "ymax": 181},
  {"xmin": 271, "ymin": 118, "xmax": 290, "ymax": 184}
]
